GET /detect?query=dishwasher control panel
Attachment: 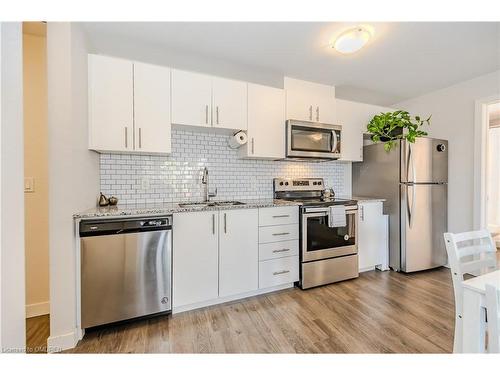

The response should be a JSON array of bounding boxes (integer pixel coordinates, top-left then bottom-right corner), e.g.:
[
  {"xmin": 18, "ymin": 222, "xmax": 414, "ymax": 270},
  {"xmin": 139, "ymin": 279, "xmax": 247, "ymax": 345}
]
[{"xmin": 79, "ymin": 216, "xmax": 172, "ymax": 237}]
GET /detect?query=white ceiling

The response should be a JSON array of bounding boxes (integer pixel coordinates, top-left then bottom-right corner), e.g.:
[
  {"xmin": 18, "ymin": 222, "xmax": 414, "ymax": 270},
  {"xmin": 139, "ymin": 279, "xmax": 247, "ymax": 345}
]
[{"xmin": 81, "ymin": 22, "xmax": 500, "ymax": 105}]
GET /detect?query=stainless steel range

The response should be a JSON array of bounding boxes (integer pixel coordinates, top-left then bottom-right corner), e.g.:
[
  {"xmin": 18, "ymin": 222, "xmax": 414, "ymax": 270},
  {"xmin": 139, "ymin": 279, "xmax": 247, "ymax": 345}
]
[{"xmin": 273, "ymin": 178, "xmax": 359, "ymax": 289}]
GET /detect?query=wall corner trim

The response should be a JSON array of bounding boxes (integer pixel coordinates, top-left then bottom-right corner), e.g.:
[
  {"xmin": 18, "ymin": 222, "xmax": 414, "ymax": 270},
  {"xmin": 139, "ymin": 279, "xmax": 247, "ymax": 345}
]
[{"xmin": 47, "ymin": 330, "xmax": 79, "ymax": 353}]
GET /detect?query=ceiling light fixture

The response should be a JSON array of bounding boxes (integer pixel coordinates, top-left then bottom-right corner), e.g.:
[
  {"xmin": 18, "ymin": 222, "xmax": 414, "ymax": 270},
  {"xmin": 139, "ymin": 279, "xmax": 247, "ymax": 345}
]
[{"xmin": 332, "ymin": 26, "xmax": 372, "ymax": 54}]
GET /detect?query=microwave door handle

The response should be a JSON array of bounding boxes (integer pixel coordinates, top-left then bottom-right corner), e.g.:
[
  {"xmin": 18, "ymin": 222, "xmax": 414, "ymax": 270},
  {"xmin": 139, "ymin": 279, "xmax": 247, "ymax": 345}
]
[{"xmin": 331, "ymin": 130, "xmax": 338, "ymax": 152}]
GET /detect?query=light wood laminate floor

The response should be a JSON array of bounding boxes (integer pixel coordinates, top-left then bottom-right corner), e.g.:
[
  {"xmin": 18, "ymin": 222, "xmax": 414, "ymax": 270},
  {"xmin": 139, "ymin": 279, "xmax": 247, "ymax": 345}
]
[{"xmin": 28, "ymin": 268, "xmax": 456, "ymax": 353}]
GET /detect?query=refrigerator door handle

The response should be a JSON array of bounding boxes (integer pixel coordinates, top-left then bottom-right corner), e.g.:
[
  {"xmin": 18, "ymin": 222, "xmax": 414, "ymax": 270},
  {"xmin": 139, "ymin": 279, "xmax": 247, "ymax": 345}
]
[
  {"xmin": 407, "ymin": 142, "xmax": 416, "ymax": 183},
  {"xmin": 407, "ymin": 184, "xmax": 416, "ymax": 228}
]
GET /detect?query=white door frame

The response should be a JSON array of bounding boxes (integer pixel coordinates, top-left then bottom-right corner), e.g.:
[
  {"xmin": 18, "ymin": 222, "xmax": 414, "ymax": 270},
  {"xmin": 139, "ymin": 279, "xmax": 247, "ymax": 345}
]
[{"xmin": 473, "ymin": 94, "xmax": 500, "ymax": 230}]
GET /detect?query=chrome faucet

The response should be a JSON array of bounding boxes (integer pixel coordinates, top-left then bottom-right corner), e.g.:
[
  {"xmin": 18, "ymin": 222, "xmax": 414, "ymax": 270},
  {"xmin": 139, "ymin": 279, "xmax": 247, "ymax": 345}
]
[{"xmin": 201, "ymin": 167, "xmax": 217, "ymax": 202}]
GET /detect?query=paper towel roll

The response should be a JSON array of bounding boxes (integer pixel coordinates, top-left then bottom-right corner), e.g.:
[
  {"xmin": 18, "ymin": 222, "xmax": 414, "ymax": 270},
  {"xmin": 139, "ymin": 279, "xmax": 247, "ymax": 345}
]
[{"xmin": 228, "ymin": 131, "xmax": 248, "ymax": 149}]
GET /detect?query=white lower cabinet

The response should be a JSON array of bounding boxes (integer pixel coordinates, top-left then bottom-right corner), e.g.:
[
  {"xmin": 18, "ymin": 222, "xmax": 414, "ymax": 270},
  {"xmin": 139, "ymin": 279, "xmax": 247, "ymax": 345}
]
[
  {"xmin": 259, "ymin": 240, "xmax": 299, "ymax": 261},
  {"xmin": 219, "ymin": 209, "xmax": 258, "ymax": 297},
  {"xmin": 173, "ymin": 206, "xmax": 299, "ymax": 312},
  {"xmin": 259, "ymin": 256, "xmax": 299, "ymax": 289},
  {"xmin": 258, "ymin": 205, "xmax": 300, "ymax": 289},
  {"xmin": 173, "ymin": 211, "xmax": 219, "ymax": 308},
  {"xmin": 358, "ymin": 201, "xmax": 389, "ymax": 272},
  {"xmin": 259, "ymin": 224, "xmax": 299, "ymax": 244}
]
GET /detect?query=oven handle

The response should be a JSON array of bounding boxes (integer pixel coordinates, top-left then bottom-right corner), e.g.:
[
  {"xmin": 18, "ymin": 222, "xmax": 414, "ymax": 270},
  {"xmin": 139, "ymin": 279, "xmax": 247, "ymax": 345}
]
[{"xmin": 303, "ymin": 206, "xmax": 358, "ymax": 214}]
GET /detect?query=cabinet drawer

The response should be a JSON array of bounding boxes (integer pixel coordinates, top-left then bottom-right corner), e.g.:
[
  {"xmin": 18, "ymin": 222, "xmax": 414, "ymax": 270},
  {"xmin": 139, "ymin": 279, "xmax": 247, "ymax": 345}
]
[
  {"xmin": 259, "ymin": 240, "xmax": 299, "ymax": 261},
  {"xmin": 259, "ymin": 206, "xmax": 298, "ymax": 226},
  {"xmin": 259, "ymin": 224, "xmax": 299, "ymax": 243},
  {"xmin": 259, "ymin": 256, "xmax": 299, "ymax": 289}
]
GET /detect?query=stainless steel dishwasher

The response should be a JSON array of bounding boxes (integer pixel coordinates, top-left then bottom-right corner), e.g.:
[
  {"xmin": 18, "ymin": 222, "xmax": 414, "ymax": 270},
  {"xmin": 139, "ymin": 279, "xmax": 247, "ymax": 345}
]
[{"xmin": 79, "ymin": 216, "xmax": 172, "ymax": 329}]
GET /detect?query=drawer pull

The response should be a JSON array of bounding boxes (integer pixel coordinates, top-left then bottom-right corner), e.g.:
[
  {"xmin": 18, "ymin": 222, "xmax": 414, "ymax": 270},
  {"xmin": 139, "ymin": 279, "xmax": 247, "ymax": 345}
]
[
  {"xmin": 273, "ymin": 270, "xmax": 290, "ymax": 276},
  {"xmin": 272, "ymin": 214, "xmax": 290, "ymax": 218},
  {"xmin": 272, "ymin": 232, "xmax": 290, "ymax": 236},
  {"xmin": 272, "ymin": 248, "xmax": 290, "ymax": 253}
]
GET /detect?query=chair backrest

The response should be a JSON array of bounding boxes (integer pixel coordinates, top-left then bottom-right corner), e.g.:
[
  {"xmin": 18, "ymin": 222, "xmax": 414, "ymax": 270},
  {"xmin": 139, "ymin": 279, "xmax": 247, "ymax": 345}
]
[
  {"xmin": 444, "ymin": 229, "xmax": 498, "ymax": 315},
  {"xmin": 485, "ymin": 284, "xmax": 500, "ymax": 353}
]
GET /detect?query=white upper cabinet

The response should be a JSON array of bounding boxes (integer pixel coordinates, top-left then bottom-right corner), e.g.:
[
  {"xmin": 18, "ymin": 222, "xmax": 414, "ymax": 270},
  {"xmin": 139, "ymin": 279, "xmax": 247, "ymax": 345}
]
[
  {"xmin": 133, "ymin": 62, "xmax": 171, "ymax": 154},
  {"xmin": 212, "ymin": 77, "xmax": 247, "ymax": 130},
  {"xmin": 284, "ymin": 77, "xmax": 336, "ymax": 124},
  {"xmin": 88, "ymin": 54, "xmax": 171, "ymax": 154},
  {"xmin": 171, "ymin": 69, "xmax": 247, "ymax": 131},
  {"xmin": 171, "ymin": 69, "xmax": 213, "ymax": 128},
  {"xmin": 218, "ymin": 209, "xmax": 258, "ymax": 297},
  {"xmin": 88, "ymin": 54, "xmax": 134, "ymax": 152},
  {"xmin": 240, "ymin": 83, "xmax": 285, "ymax": 159},
  {"xmin": 336, "ymin": 99, "xmax": 393, "ymax": 162}
]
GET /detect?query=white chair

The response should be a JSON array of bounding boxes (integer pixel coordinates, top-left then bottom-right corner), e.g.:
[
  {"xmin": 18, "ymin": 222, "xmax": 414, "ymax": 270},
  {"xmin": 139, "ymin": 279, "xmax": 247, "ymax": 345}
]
[
  {"xmin": 444, "ymin": 229, "xmax": 498, "ymax": 353},
  {"xmin": 486, "ymin": 284, "xmax": 500, "ymax": 353}
]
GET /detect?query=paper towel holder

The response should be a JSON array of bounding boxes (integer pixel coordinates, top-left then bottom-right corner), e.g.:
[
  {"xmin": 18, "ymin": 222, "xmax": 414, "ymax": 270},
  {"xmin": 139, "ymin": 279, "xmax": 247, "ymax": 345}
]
[{"xmin": 228, "ymin": 130, "xmax": 248, "ymax": 149}]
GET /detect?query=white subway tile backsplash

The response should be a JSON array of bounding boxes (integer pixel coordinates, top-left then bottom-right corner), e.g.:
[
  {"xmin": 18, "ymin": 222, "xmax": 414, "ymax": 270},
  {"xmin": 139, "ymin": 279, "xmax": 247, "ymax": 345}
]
[{"xmin": 100, "ymin": 129, "xmax": 351, "ymax": 205}]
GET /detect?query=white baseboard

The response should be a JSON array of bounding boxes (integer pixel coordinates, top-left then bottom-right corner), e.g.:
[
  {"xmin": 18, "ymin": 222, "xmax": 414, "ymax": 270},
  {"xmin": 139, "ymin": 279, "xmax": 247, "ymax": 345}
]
[
  {"xmin": 26, "ymin": 301, "xmax": 50, "ymax": 318},
  {"xmin": 172, "ymin": 283, "xmax": 293, "ymax": 314},
  {"xmin": 47, "ymin": 330, "xmax": 79, "ymax": 353}
]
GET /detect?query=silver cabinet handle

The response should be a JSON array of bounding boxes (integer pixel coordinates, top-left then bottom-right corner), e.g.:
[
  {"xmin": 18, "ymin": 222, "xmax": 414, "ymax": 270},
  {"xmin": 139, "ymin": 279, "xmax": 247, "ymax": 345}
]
[
  {"xmin": 360, "ymin": 206, "xmax": 364, "ymax": 221},
  {"xmin": 251, "ymin": 138, "xmax": 255, "ymax": 154},
  {"xmin": 273, "ymin": 270, "xmax": 290, "ymax": 276},
  {"xmin": 224, "ymin": 213, "xmax": 227, "ymax": 233},
  {"xmin": 138, "ymin": 128, "xmax": 142, "ymax": 148},
  {"xmin": 125, "ymin": 127, "xmax": 128, "ymax": 148},
  {"xmin": 272, "ymin": 232, "xmax": 290, "ymax": 236},
  {"xmin": 216, "ymin": 106, "xmax": 219, "ymax": 124},
  {"xmin": 272, "ymin": 215, "xmax": 289, "ymax": 218},
  {"xmin": 272, "ymin": 248, "xmax": 290, "ymax": 253},
  {"xmin": 205, "ymin": 105, "xmax": 209, "ymax": 124},
  {"xmin": 316, "ymin": 106, "xmax": 320, "ymax": 122},
  {"xmin": 309, "ymin": 105, "xmax": 313, "ymax": 121},
  {"xmin": 212, "ymin": 213, "xmax": 215, "ymax": 235}
]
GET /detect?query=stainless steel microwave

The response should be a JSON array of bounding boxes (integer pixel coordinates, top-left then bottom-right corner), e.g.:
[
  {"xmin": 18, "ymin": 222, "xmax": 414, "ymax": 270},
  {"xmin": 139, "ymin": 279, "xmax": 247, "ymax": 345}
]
[{"xmin": 286, "ymin": 120, "xmax": 342, "ymax": 160}]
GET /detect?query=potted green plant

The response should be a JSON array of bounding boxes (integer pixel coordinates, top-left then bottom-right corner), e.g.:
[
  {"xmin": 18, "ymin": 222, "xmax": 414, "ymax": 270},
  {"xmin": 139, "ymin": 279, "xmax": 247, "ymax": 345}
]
[{"xmin": 367, "ymin": 110, "xmax": 431, "ymax": 151}]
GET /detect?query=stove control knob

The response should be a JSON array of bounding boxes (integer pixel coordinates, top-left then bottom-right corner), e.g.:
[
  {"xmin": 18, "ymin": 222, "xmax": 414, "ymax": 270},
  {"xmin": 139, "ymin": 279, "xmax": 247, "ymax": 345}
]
[
  {"xmin": 312, "ymin": 182, "xmax": 316, "ymax": 185},
  {"xmin": 285, "ymin": 182, "xmax": 289, "ymax": 186},
  {"xmin": 318, "ymin": 181, "xmax": 322, "ymax": 185},
  {"xmin": 279, "ymin": 182, "xmax": 284, "ymax": 186}
]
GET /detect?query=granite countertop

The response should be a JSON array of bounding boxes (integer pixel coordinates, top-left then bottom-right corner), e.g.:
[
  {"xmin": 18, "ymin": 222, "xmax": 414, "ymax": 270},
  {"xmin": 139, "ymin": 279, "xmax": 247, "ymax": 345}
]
[{"xmin": 74, "ymin": 199, "xmax": 301, "ymax": 220}]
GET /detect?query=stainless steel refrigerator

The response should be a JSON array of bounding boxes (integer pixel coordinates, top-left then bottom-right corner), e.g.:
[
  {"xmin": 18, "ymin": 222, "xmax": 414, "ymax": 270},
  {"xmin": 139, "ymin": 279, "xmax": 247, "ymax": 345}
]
[{"xmin": 352, "ymin": 137, "xmax": 448, "ymax": 272}]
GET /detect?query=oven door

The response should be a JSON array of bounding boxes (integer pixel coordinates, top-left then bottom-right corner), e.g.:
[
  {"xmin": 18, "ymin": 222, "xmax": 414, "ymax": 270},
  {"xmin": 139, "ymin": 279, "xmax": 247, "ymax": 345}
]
[
  {"xmin": 287, "ymin": 120, "xmax": 341, "ymax": 159},
  {"xmin": 301, "ymin": 207, "xmax": 357, "ymax": 262}
]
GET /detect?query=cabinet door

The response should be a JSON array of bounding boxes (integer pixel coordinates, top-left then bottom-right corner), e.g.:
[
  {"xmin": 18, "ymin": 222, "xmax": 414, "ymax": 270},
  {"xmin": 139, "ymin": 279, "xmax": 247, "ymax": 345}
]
[
  {"xmin": 88, "ymin": 54, "xmax": 133, "ymax": 152},
  {"xmin": 284, "ymin": 77, "xmax": 335, "ymax": 123},
  {"xmin": 358, "ymin": 202, "xmax": 386, "ymax": 271},
  {"xmin": 241, "ymin": 83, "xmax": 285, "ymax": 159},
  {"xmin": 212, "ymin": 77, "xmax": 247, "ymax": 130},
  {"xmin": 173, "ymin": 211, "xmax": 219, "ymax": 307},
  {"xmin": 314, "ymin": 87, "xmax": 336, "ymax": 124},
  {"xmin": 336, "ymin": 99, "xmax": 393, "ymax": 162},
  {"xmin": 171, "ymin": 69, "xmax": 212, "ymax": 127},
  {"xmin": 219, "ymin": 209, "xmax": 258, "ymax": 297},
  {"xmin": 133, "ymin": 62, "xmax": 171, "ymax": 154}
]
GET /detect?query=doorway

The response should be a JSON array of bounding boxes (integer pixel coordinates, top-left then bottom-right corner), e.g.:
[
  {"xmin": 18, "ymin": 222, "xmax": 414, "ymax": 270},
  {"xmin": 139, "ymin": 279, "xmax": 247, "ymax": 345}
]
[
  {"xmin": 22, "ymin": 22, "xmax": 50, "ymax": 353},
  {"xmin": 487, "ymin": 101, "xmax": 500, "ymax": 247}
]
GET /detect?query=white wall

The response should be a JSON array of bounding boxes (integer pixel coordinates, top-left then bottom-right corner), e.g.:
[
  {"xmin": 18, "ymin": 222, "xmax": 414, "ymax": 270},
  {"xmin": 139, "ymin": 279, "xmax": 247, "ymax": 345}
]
[
  {"xmin": 396, "ymin": 70, "xmax": 500, "ymax": 233},
  {"xmin": 0, "ymin": 22, "xmax": 26, "ymax": 352},
  {"xmin": 47, "ymin": 22, "xmax": 99, "ymax": 352}
]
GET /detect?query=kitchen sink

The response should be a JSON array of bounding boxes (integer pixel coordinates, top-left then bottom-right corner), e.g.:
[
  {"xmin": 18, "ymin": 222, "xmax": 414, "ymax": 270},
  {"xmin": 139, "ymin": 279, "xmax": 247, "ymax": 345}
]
[
  {"xmin": 214, "ymin": 201, "xmax": 246, "ymax": 206},
  {"xmin": 178, "ymin": 201, "xmax": 246, "ymax": 208}
]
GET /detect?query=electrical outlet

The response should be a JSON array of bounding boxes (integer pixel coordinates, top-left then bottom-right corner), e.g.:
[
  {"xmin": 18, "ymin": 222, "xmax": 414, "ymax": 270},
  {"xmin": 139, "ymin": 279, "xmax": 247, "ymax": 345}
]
[{"xmin": 141, "ymin": 177, "xmax": 150, "ymax": 190}]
